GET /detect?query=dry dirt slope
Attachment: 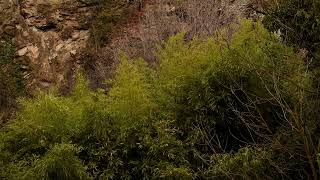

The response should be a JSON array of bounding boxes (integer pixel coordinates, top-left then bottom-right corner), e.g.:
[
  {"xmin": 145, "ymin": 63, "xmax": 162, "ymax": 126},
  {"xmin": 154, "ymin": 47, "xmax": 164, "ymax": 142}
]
[{"xmin": 81, "ymin": 0, "xmax": 250, "ymax": 90}]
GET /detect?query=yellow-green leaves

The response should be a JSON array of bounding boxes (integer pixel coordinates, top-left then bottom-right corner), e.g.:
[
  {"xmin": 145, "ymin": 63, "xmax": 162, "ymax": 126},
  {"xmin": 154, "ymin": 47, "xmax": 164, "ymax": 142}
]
[
  {"xmin": 107, "ymin": 57, "xmax": 155, "ymax": 130},
  {"xmin": 0, "ymin": 19, "xmax": 315, "ymax": 180}
]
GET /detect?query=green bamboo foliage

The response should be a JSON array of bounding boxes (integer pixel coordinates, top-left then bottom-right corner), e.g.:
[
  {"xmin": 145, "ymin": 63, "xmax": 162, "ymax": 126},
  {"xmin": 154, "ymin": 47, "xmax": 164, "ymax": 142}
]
[{"xmin": 0, "ymin": 20, "xmax": 317, "ymax": 179}]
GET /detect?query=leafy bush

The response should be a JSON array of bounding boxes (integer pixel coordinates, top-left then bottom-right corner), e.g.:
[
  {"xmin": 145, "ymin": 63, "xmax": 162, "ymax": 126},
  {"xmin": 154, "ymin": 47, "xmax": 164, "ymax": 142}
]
[
  {"xmin": 156, "ymin": 19, "xmax": 309, "ymax": 152},
  {"xmin": 263, "ymin": 0, "xmax": 320, "ymax": 60},
  {"xmin": 0, "ymin": 40, "xmax": 14, "ymax": 65},
  {"xmin": 205, "ymin": 147, "xmax": 276, "ymax": 179},
  {"xmin": 0, "ymin": 39, "xmax": 25, "ymax": 123},
  {"xmin": 263, "ymin": 2, "xmax": 320, "ymax": 177},
  {"xmin": 0, "ymin": 20, "xmax": 316, "ymax": 179}
]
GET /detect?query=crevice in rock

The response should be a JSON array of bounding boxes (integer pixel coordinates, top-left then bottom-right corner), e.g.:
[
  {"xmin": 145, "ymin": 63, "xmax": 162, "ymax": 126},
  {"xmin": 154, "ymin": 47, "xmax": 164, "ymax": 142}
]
[{"xmin": 36, "ymin": 21, "xmax": 57, "ymax": 32}]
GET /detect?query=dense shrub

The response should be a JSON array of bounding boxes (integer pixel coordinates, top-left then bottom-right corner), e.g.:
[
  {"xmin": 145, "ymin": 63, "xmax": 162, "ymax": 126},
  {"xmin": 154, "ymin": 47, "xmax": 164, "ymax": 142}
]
[
  {"xmin": 263, "ymin": 0, "xmax": 320, "ymax": 60},
  {"xmin": 156, "ymin": 19, "xmax": 309, "ymax": 150},
  {"xmin": 0, "ymin": 39, "xmax": 25, "ymax": 123},
  {"xmin": 0, "ymin": 20, "xmax": 317, "ymax": 179},
  {"xmin": 204, "ymin": 147, "xmax": 276, "ymax": 179},
  {"xmin": 262, "ymin": 3, "xmax": 320, "ymax": 178}
]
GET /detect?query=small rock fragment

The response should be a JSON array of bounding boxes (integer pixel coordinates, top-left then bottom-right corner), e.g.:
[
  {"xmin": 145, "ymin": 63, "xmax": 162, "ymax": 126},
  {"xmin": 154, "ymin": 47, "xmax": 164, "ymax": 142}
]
[{"xmin": 18, "ymin": 47, "xmax": 28, "ymax": 56}]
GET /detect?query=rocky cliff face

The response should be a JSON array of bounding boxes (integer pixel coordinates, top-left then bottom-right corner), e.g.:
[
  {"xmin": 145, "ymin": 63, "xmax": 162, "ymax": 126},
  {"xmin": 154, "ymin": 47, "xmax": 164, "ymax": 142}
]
[{"xmin": 1, "ymin": 0, "xmax": 94, "ymax": 91}]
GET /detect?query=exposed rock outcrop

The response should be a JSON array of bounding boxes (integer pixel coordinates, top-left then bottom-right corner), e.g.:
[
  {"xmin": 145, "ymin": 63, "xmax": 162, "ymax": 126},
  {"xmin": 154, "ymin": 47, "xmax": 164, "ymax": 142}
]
[{"xmin": 1, "ymin": 0, "xmax": 94, "ymax": 91}]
